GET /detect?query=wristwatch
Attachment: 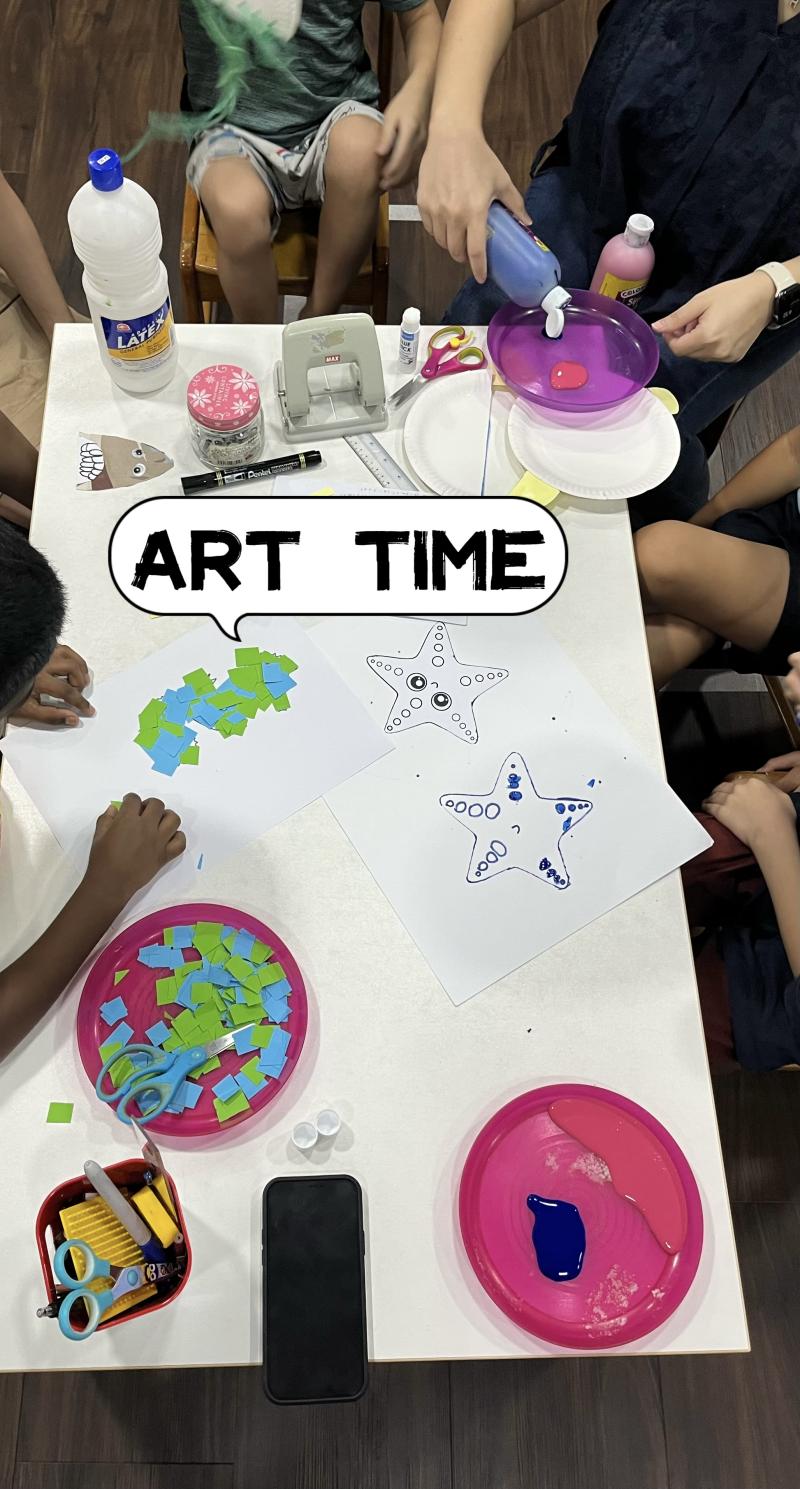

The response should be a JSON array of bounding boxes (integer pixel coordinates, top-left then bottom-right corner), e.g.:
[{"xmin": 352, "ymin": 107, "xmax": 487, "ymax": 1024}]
[{"xmin": 755, "ymin": 262, "xmax": 800, "ymax": 329}]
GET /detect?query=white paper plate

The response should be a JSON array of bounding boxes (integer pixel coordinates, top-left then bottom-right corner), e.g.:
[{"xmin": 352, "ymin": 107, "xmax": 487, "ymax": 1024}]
[
  {"xmin": 403, "ymin": 370, "xmax": 494, "ymax": 496},
  {"xmin": 506, "ymin": 388, "xmax": 681, "ymax": 501}
]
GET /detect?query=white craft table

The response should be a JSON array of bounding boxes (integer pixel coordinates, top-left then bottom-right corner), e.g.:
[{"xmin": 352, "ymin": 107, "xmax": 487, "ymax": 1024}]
[{"xmin": 0, "ymin": 324, "xmax": 747, "ymax": 1370}]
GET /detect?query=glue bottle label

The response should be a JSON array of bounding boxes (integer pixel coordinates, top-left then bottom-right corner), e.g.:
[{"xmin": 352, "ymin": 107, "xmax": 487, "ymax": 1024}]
[
  {"xmin": 597, "ymin": 272, "xmax": 647, "ymax": 308},
  {"xmin": 100, "ymin": 296, "xmax": 176, "ymax": 367}
]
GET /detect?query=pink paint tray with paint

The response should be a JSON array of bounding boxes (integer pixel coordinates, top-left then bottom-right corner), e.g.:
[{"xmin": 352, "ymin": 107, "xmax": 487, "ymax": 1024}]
[
  {"xmin": 459, "ymin": 1083, "xmax": 703, "ymax": 1350},
  {"xmin": 76, "ymin": 902, "xmax": 309, "ymax": 1141},
  {"xmin": 488, "ymin": 290, "xmax": 659, "ymax": 412}
]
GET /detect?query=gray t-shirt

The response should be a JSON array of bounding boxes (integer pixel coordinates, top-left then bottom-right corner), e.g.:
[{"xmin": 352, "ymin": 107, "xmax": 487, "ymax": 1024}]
[{"xmin": 181, "ymin": 0, "xmax": 425, "ymax": 149}]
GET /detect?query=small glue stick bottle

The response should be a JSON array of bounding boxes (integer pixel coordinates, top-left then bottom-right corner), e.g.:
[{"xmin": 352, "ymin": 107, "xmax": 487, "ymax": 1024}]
[{"xmin": 399, "ymin": 306, "xmax": 421, "ymax": 368}]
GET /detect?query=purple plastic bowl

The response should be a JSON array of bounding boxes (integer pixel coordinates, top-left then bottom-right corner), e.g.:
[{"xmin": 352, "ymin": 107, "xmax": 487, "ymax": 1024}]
[{"xmin": 488, "ymin": 289, "xmax": 660, "ymax": 413}]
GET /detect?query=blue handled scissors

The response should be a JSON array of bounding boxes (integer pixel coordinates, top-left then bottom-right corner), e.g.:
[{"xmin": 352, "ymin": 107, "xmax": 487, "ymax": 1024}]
[
  {"xmin": 52, "ymin": 1239, "xmax": 177, "ymax": 1341},
  {"xmin": 95, "ymin": 1028, "xmax": 254, "ymax": 1126}
]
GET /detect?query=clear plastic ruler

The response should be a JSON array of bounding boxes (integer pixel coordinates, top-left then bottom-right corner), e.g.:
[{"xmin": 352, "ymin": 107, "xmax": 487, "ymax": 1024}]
[{"xmin": 344, "ymin": 432, "xmax": 418, "ymax": 491}]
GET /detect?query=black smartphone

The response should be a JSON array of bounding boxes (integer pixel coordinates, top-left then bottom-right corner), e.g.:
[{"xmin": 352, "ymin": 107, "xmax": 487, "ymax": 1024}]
[{"xmin": 262, "ymin": 1175, "xmax": 368, "ymax": 1405}]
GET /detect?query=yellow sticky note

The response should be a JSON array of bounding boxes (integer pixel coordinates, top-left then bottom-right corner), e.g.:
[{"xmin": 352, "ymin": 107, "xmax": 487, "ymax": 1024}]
[
  {"xmin": 313, "ymin": 487, "xmax": 336, "ymax": 495},
  {"xmin": 649, "ymin": 386, "xmax": 680, "ymax": 416},
  {"xmin": 511, "ymin": 472, "xmax": 560, "ymax": 506},
  {"xmin": 491, "ymin": 373, "xmax": 509, "ymax": 393}
]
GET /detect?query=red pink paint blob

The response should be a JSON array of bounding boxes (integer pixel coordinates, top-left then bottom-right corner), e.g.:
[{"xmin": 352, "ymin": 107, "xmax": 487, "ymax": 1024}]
[{"xmin": 550, "ymin": 360, "xmax": 589, "ymax": 391}]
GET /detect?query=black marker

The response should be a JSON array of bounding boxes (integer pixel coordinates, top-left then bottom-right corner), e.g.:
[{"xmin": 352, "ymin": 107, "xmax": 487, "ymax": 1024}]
[{"xmin": 181, "ymin": 451, "xmax": 322, "ymax": 494}]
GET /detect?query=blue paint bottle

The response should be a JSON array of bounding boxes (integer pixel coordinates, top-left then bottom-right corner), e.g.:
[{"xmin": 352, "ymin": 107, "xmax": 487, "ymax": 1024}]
[
  {"xmin": 485, "ymin": 203, "xmax": 572, "ymax": 337},
  {"xmin": 527, "ymin": 1195, "xmax": 586, "ymax": 1281}
]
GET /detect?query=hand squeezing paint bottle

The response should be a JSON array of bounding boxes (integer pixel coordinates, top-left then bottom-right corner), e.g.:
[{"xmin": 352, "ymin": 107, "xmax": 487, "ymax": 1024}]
[
  {"xmin": 68, "ymin": 148, "xmax": 178, "ymax": 393},
  {"xmin": 485, "ymin": 203, "xmax": 571, "ymax": 338}
]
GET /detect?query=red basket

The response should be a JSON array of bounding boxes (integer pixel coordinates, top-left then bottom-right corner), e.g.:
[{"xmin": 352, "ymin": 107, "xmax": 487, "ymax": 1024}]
[{"xmin": 36, "ymin": 1159, "xmax": 191, "ymax": 1335}]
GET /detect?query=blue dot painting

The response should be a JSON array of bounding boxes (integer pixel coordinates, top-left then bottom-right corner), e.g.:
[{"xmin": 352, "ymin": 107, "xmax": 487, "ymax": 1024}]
[
  {"xmin": 527, "ymin": 1195, "xmax": 586, "ymax": 1282},
  {"xmin": 440, "ymin": 751, "xmax": 593, "ymax": 889}
]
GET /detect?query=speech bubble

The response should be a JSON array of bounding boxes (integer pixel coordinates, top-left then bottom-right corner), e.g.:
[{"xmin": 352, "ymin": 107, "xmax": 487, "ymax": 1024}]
[{"xmin": 109, "ymin": 496, "xmax": 568, "ymax": 638}]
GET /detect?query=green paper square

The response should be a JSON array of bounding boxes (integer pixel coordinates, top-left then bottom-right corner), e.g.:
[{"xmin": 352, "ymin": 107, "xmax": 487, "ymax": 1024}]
[
  {"xmin": 163, "ymin": 928, "xmax": 175, "ymax": 947},
  {"xmin": 195, "ymin": 922, "xmax": 224, "ymax": 940},
  {"xmin": 277, "ymin": 654, "xmax": 298, "ymax": 674},
  {"xmin": 214, "ymin": 718, "xmax": 234, "ymax": 738},
  {"xmin": 207, "ymin": 945, "xmax": 229, "ymax": 966},
  {"xmin": 47, "ymin": 1101, "xmax": 73, "ymax": 1124},
  {"xmin": 172, "ymin": 963, "xmax": 194, "ymax": 987},
  {"xmin": 184, "ymin": 668, "xmax": 215, "ymax": 694},
  {"xmin": 109, "ymin": 1056, "xmax": 136, "ymax": 1088},
  {"xmin": 213, "ymin": 690, "xmax": 241, "ymax": 709},
  {"xmin": 190, "ymin": 980, "xmax": 215, "ymax": 1005},
  {"xmin": 227, "ymin": 720, "xmax": 248, "ymax": 736},
  {"xmin": 241, "ymin": 984, "xmax": 264, "ymax": 1006},
  {"xmin": 228, "ymin": 665, "xmax": 262, "ymax": 690},
  {"xmin": 273, "ymin": 695, "xmax": 291, "ymax": 712},
  {"xmin": 225, "ymin": 954, "xmax": 254, "ymax": 983},
  {"xmin": 229, "ymin": 1004, "xmax": 259, "ymax": 1027},
  {"xmin": 162, "ymin": 1032, "xmax": 183, "ymax": 1052},
  {"xmin": 222, "ymin": 932, "xmax": 236, "ymax": 952},
  {"xmin": 249, "ymin": 1024, "xmax": 276, "ymax": 1049},
  {"xmin": 196, "ymin": 1054, "xmax": 221, "ymax": 1076},
  {"xmin": 113, "ymin": 969, "xmax": 129, "ymax": 985},
  {"xmin": 255, "ymin": 694, "xmax": 274, "ymax": 712},
  {"xmin": 234, "ymin": 647, "xmax": 261, "ymax": 666},
  {"xmin": 99, "ymin": 1036, "xmax": 123, "ymax": 1064},
  {"xmin": 161, "ymin": 720, "xmax": 185, "ymax": 738},
  {"xmin": 240, "ymin": 1055, "xmax": 266, "ymax": 1085},
  {"xmin": 156, "ymin": 976, "xmax": 178, "ymax": 1005},
  {"xmin": 250, "ymin": 939, "xmax": 272, "ymax": 965},
  {"xmin": 258, "ymin": 962, "xmax": 286, "ymax": 988},
  {"xmin": 173, "ymin": 1009, "xmax": 202, "ymax": 1041},
  {"xmin": 180, "ymin": 745, "xmax": 200, "ymax": 765},
  {"xmin": 135, "ymin": 726, "xmax": 159, "ymax": 749},
  {"xmin": 139, "ymin": 699, "xmax": 165, "ymax": 728},
  {"xmin": 237, "ymin": 697, "xmax": 259, "ymax": 720},
  {"xmin": 214, "ymin": 1090, "xmax": 250, "ymax": 1123}
]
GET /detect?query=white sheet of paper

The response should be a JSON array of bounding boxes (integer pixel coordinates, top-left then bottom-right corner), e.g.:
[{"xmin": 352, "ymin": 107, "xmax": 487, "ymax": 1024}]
[
  {"xmin": 409, "ymin": 615, "xmax": 467, "ymax": 625},
  {"xmin": 2, "ymin": 618, "xmax": 392, "ymax": 914},
  {"xmin": 317, "ymin": 615, "xmax": 711, "ymax": 1004}
]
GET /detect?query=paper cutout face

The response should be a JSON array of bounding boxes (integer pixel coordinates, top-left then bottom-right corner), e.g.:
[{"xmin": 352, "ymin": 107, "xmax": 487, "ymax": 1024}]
[
  {"xmin": 77, "ymin": 434, "xmax": 173, "ymax": 491},
  {"xmin": 440, "ymin": 751, "xmax": 593, "ymax": 887},
  {"xmin": 367, "ymin": 622, "xmax": 508, "ymax": 744}
]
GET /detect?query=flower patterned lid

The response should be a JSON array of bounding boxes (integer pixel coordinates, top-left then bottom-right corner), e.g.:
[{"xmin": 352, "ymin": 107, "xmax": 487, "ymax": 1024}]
[{"xmin": 186, "ymin": 364, "xmax": 262, "ymax": 432}]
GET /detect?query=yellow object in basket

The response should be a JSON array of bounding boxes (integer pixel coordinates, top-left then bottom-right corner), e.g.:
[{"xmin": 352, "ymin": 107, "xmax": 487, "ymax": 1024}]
[
  {"xmin": 58, "ymin": 1195, "xmax": 156, "ymax": 1322},
  {"xmin": 130, "ymin": 1184, "xmax": 180, "ymax": 1248}
]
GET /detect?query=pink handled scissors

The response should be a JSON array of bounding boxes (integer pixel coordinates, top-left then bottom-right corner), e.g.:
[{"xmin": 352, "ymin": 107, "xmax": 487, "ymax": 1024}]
[{"xmin": 389, "ymin": 325, "xmax": 486, "ymax": 410}]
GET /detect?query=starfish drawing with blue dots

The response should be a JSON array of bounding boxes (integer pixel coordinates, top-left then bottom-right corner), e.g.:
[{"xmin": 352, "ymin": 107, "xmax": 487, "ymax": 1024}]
[
  {"xmin": 440, "ymin": 751, "xmax": 593, "ymax": 888},
  {"xmin": 366, "ymin": 623, "xmax": 508, "ymax": 743}
]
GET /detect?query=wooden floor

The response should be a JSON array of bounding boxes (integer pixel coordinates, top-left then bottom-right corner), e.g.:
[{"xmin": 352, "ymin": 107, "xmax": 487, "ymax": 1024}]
[{"xmin": 4, "ymin": 2, "xmax": 800, "ymax": 1485}]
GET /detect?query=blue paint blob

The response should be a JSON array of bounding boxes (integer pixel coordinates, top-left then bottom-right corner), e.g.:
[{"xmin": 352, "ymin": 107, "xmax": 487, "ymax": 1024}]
[
  {"xmin": 561, "ymin": 816, "xmax": 572, "ymax": 832},
  {"xmin": 509, "ymin": 790, "xmax": 522, "ymax": 801},
  {"xmin": 539, "ymin": 857, "xmax": 551, "ymax": 871},
  {"xmin": 527, "ymin": 1195, "xmax": 586, "ymax": 1281},
  {"xmin": 587, "ymin": 779, "xmax": 596, "ymax": 788},
  {"xmin": 555, "ymin": 802, "xmax": 566, "ymax": 815},
  {"xmin": 568, "ymin": 804, "xmax": 576, "ymax": 813}
]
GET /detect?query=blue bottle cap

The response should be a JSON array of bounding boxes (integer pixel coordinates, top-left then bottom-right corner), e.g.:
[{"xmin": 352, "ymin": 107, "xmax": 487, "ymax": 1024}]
[{"xmin": 88, "ymin": 148, "xmax": 124, "ymax": 192}]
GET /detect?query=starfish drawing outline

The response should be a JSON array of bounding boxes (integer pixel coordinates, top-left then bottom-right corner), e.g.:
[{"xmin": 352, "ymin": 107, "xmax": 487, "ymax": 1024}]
[
  {"xmin": 440, "ymin": 751, "xmax": 593, "ymax": 888},
  {"xmin": 367, "ymin": 622, "xmax": 508, "ymax": 744}
]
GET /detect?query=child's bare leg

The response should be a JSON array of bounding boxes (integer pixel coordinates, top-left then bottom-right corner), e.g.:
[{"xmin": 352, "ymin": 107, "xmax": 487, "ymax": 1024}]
[
  {"xmin": 635, "ymin": 521, "xmax": 791, "ymax": 688},
  {"xmin": 303, "ymin": 115, "xmax": 382, "ymax": 318},
  {"xmin": 199, "ymin": 158, "xmax": 279, "ymax": 323},
  {"xmin": 0, "ymin": 408, "xmax": 37, "ymax": 508}
]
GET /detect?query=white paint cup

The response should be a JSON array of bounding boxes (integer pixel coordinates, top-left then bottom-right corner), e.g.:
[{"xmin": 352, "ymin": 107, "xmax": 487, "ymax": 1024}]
[
  {"xmin": 316, "ymin": 1109, "xmax": 341, "ymax": 1139},
  {"xmin": 292, "ymin": 1121, "xmax": 318, "ymax": 1152}
]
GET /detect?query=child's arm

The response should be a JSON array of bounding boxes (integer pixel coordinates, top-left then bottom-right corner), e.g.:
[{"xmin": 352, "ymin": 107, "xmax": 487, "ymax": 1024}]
[
  {"xmin": 376, "ymin": 1, "xmax": 444, "ymax": 190},
  {"xmin": 690, "ymin": 424, "xmax": 800, "ymax": 528},
  {"xmin": 0, "ymin": 173, "xmax": 72, "ymax": 344},
  {"xmin": 0, "ymin": 795, "xmax": 185, "ymax": 1062},
  {"xmin": 702, "ymin": 775, "xmax": 800, "ymax": 975}
]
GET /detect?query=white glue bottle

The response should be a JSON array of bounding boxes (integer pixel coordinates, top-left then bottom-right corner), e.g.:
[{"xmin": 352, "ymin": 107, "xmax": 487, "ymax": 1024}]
[
  {"xmin": 68, "ymin": 148, "xmax": 178, "ymax": 393},
  {"xmin": 399, "ymin": 306, "xmax": 421, "ymax": 368}
]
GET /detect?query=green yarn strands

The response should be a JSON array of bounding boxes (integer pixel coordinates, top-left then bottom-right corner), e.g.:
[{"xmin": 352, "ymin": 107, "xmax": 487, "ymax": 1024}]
[{"xmin": 124, "ymin": 0, "xmax": 293, "ymax": 162}]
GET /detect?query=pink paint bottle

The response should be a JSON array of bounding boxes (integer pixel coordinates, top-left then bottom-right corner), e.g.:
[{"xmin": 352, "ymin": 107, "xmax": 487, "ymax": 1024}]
[{"xmin": 590, "ymin": 213, "xmax": 655, "ymax": 310}]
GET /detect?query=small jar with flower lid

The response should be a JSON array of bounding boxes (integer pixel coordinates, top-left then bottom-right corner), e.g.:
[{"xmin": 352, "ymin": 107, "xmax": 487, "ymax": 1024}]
[{"xmin": 186, "ymin": 363, "xmax": 265, "ymax": 470}]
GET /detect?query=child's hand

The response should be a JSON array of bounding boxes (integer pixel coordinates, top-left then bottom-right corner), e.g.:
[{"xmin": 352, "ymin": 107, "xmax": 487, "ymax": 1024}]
[
  {"xmin": 702, "ymin": 774, "xmax": 798, "ymax": 851},
  {"xmin": 376, "ymin": 82, "xmax": 431, "ymax": 190},
  {"xmin": 84, "ymin": 794, "xmax": 186, "ymax": 907},
  {"xmin": 758, "ymin": 751, "xmax": 800, "ymax": 795},
  {"xmin": 652, "ymin": 272, "xmax": 776, "ymax": 363},
  {"xmin": 10, "ymin": 643, "xmax": 94, "ymax": 727}
]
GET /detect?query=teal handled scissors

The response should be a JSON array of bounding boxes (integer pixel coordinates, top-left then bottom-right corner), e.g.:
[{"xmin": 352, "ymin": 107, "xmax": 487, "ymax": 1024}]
[
  {"xmin": 51, "ymin": 1239, "xmax": 178, "ymax": 1341},
  {"xmin": 389, "ymin": 325, "xmax": 487, "ymax": 410},
  {"xmin": 96, "ymin": 1028, "xmax": 254, "ymax": 1126}
]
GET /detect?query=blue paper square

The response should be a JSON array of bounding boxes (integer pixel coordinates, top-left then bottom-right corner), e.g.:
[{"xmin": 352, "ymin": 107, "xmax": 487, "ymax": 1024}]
[
  {"xmin": 261, "ymin": 663, "xmax": 286, "ymax": 682},
  {"xmin": 180, "ymin": 1079, "xmax": 203, "ymax": 1109},
  {"xmin": 233, "ymin": 1026, "xmax": 256, "ymax": 1055},
  {"xmin": 192, "ymin": 700, "xmax": 222, "ymax": 727},
  {"xmin": 257, "ymin": 1050, "xmax": 288, "ymax": 1079},
  {"xmin": 164, "ymin": 695, "xmax": 190, "ymax": 726},
  {"xmin": 232, "ymin": 930, "xmax": 255, "ymax": 960},
  {"xmin": 212, "ymin": 1073, "xmax": 240, "ymax": 1102},
  {"xmin": 268, "ymin": 1027, "xmax": 291, "ymax": 1060},
  {"xmin": 264, "ymin": 673, "xmax": 295, "ymax": 699},
  {"xmin": 264, "ymin": 976, "xmax": 292, "ymax": 1002},
  {"xmin": 223, "ymin": 709, "xmax": 244, "ymax": 724},
  {"xmin": 262, "ymin": 995, "xmax": 290, "ymax": 1025},
  {"xmin": 100, "ymin": 996, "xmax": 128, "ymax": 1026},
  {"xmin": 107, "ymin": 1019, "xmax": 134, "ymax": 1048},
  {"xmin": 150, "ymin": 750, "xmax": 181, "ymax": 777},
  {"xmin": 235, "ymin": 1071, "xmax": 265, "ymax": 1099},
  {"xmin": 139, "ymin": 946, "xmax": 184, "ymax": 969},
  {"xmin": 171, "ymin": 925, "xmax": 196, "ymax": 948},
  {"xmin": 145, "ymin": 1020, "xmax": 171, "ymax": 1047}
]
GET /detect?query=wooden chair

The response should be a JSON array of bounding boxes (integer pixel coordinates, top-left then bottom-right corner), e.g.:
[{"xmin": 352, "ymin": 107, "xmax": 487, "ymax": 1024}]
[
  {"xmin": 180, "ymin": 3, "xmax": 393, "ymax": 324},
  {"xmin": 764, "ymin": 673, "xmax": 800, "ymax": 750}
]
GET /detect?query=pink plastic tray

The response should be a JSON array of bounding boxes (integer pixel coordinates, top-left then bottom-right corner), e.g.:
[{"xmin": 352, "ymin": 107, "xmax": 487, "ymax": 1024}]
[
  {"xmin": 77, "ymin": 902, "xmax": 308, "ymax": 1140},
  {"xmin": 459, "ymin": 1083, "xmax": 703, "ymax": 1350}
]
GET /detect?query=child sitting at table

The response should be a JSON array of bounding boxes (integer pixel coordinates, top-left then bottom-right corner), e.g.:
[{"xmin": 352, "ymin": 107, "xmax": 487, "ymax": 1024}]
[
  {"xmin": 683, "ymin": 745, "xmax": 800, "ymax": 1072},
  {"xmin": 181, "ymin": 0, "xmax": 441, "ymax": 321},
  {"xmin": 634, "ymin": 424, "xmax": 800, "ymax": 690},
  {"xmin": 0, "ymin": 520, "xmax": 185, "ymax": 1061}
]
